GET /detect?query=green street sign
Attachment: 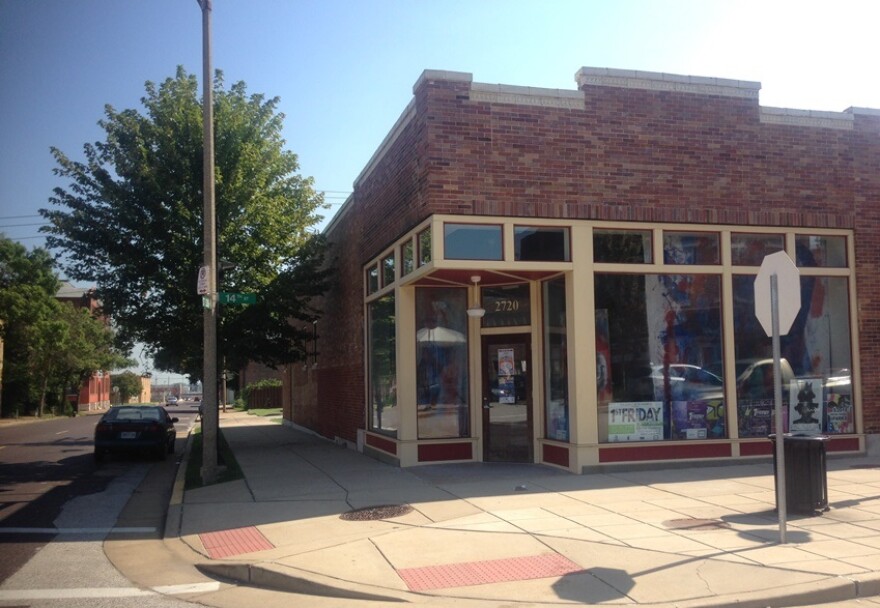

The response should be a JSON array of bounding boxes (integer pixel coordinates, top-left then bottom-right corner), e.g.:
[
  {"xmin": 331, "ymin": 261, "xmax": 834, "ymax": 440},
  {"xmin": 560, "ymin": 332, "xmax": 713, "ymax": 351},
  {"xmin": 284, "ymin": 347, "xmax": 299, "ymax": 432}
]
[{"xmin": 219, "ymin": 292, "xmax": 257, "ymax": 305}]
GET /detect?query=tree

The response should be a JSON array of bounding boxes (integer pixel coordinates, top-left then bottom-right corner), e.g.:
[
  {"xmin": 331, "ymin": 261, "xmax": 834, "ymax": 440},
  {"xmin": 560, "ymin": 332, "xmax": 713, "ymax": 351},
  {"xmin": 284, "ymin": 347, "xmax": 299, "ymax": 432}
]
[
  {"xmin": 0, "ymin": 237, "xmax": 61, "ymax": 416},
  {"xmin": 111, "ymin": 371, "xmax": 144, "ymax": 404},
  {"xmin": 0, "ymin": 236, "xmax": 129, "ymax": 417},
  {"xmin": 42, "ymin": 67, "xmax": 332, "ymax": 379}
]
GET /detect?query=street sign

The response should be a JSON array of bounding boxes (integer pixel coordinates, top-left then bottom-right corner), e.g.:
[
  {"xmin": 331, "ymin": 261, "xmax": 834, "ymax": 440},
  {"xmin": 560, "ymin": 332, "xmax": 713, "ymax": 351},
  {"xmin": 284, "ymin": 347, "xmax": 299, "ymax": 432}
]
[
  {"xmin": 197, "ymin": 265, "xmax": 209, "ymax": 295},
  {"xmin": 754, "ymin": 251, "xmax": 800, "ymax": 337},
  {"xmin": 219, "ymin": 292, "xmax": 257, "ymax": 305}
]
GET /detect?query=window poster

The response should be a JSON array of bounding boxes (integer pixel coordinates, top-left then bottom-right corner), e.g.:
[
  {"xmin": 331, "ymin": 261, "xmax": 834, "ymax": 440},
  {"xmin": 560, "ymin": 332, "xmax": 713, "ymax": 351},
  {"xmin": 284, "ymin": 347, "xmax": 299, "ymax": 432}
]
[
  {"xmin": 789, "ymin": 378, "xmax": 823, "ymax": 434},
  {"xmin": 671, "ymin": 401, "xmax": 707, "ymax": 439},
  {"xmin": 595, "ymin": 309, "xmax": 613, "ymax": 402},
  {"xmin": 608, "ymin": 402, "xmax": 664, "ymax": 442},
  {"xmin": 738, "ymin": 399, "xmax": 774, "ymax": 438},
  {"xmin": 825, "ymin": 393, "xmax": 853, "ymax": 434}
]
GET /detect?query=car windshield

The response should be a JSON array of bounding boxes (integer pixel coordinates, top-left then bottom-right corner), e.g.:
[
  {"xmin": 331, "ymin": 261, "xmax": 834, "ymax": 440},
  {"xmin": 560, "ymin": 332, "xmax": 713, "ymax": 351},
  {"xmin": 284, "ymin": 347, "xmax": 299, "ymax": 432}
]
[{"xmin": 107, "ymin": 407, "xmax": 162, "ymax": 422}]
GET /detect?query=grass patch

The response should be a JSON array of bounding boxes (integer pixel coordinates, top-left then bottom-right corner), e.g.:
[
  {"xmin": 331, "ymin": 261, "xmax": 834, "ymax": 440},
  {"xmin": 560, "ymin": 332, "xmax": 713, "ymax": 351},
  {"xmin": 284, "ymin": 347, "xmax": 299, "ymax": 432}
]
[
  {"xmin": 248, "ymin": 407, "xmax": 282, "ymax": 418},
  {"xmin": 184, "ymin": 425, "xmax": 245, "ymax": 490}
]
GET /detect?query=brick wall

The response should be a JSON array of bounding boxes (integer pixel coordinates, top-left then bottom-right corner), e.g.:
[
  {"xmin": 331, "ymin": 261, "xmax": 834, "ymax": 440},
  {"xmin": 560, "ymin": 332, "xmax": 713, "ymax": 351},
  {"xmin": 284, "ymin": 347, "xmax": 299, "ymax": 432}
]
[{"xmin": 301, "ymin": 70, "xmax": 880, "ymax": 440}]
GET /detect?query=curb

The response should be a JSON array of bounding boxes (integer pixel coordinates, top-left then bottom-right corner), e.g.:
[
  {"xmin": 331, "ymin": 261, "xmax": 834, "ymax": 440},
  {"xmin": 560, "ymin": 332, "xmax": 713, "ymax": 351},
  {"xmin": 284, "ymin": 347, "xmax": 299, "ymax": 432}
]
[{"xmin": 164, "ymin": 425, "xmax": 195, "ymax": 540}]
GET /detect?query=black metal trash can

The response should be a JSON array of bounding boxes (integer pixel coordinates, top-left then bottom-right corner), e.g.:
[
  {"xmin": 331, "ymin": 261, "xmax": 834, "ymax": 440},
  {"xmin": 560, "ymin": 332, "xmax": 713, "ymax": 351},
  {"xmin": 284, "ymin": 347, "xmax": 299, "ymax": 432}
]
[{"xmin": 770, "ymin": 433, "xmax": 829, "ymax": 515}]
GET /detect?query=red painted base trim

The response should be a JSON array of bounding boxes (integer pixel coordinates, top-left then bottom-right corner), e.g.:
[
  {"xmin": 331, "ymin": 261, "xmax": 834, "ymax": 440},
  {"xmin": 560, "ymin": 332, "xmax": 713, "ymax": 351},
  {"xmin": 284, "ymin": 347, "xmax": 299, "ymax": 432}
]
[
  {"xmin": 741, "ymin": 436, "xmax": 861, "ymax": 457},
  {"xmin": 418, "ymin": 442, "xmax": 473, "ymax": 462},
  {"xmin": 365, "ymin": 432, "xmax": 398, "ymax": 455},
  {"xmin": 542, "ymin": 443, "xmax": 569, "ymax": 468},
  {"xmin": 599, "ymin": 442, "xmax": 732, "ymax": 463}
]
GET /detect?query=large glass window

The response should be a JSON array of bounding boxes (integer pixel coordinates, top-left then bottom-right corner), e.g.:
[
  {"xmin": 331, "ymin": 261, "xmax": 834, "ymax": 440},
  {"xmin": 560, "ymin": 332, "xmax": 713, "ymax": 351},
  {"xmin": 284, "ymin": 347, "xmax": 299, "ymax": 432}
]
[
  {"xmin": 416, "ymin": 287, "xmax": 470, "ymax": 439},
  {"xmin": 595, "ymin": 273, "xmax": 725, "ymax": 442},
  {"xmin": 733, "ymin": 275, "xmax": 853, "ymax": 436},
  {"xmin": 515, "ymin": 226, "xmax": 570, "ymax": 261},
  {"xmin": 444, "ymin": 223, "xmax": 503, "ymax": 260},
  {"xmin": 594, "ymin": 229, "xmax": 653, "ymax": 263},
  {"xmin": 368, "ymin": 295, "xmax": 397, "ymax": 436},
  {"xmin": 543, "ymin": 277, "xmax": 569, "ymax": 441}
]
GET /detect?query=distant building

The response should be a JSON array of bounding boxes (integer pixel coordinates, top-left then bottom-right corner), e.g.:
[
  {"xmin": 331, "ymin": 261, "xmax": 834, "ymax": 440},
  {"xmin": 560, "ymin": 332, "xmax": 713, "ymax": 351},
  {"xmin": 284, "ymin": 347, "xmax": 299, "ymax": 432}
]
[
  {"xmin": 56, "ymin": 283, "xmax": 111, "ymax": 413},
  {"xmin": 287, "ymin": 67, "xmax": 878, "ymax": 472}
]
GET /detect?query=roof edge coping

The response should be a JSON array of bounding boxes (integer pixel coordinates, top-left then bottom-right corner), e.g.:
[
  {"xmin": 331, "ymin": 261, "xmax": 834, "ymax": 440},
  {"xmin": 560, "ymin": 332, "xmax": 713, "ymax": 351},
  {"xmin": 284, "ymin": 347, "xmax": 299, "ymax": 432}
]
[{"xmin": 575, "ymin": 66, "xmax": 761, "ymax": 99}]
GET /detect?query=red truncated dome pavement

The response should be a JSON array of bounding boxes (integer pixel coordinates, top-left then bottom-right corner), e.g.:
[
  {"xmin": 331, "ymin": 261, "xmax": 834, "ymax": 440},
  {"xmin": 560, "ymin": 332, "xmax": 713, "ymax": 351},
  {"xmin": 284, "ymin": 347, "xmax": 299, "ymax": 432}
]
[{"xmin": 396, "ymin": 553, "xmax": 583, "ymax": 591}]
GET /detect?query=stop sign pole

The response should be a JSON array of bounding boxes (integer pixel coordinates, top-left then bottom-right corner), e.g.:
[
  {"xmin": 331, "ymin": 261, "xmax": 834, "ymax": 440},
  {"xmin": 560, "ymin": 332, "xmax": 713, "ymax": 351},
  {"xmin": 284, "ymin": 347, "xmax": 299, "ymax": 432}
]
[{"xmin": 754, "ymin": 251, "xmax": 801, "ymax": 544}]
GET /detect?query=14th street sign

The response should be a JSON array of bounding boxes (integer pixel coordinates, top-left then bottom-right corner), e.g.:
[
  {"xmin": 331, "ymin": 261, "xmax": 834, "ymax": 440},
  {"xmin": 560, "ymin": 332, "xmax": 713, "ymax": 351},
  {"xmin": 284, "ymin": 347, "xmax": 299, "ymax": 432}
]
[{"xmin": 219, "ymin": 292, "xmax": 257, "ymax": 305}]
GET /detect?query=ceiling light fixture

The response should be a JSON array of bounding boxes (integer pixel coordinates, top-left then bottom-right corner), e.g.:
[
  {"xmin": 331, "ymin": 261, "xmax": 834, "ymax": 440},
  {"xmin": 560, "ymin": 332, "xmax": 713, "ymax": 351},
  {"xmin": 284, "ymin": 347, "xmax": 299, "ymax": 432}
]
[{"xmin": 466, "ymin": 275, "xmax": 486, "ymax": 318}]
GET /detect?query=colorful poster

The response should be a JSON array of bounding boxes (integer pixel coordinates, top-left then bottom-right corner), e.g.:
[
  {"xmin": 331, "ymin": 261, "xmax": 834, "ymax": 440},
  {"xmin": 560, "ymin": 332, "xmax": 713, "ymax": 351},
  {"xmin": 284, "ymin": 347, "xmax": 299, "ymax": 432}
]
[
  {"xmin": 671, "ymin": 401, "xmax": 707, "ymax": 439},
  {"xmin": 789, "ymin": 378, "xmax": 823, "ymax": 434},
  {"xmin": 608, "ymin": 402, "xmax": 664, "ymax": 442},
  {"xmin": 738, "ymin": 399, "xmax": 774, "ymax": 438},
  {"xmin": 825, "ymin": 393, "xmax": 853, "ymax": 434},
  {"xmin": 497, "ymin": 348, "xmax": 515, "ymax": 404}
]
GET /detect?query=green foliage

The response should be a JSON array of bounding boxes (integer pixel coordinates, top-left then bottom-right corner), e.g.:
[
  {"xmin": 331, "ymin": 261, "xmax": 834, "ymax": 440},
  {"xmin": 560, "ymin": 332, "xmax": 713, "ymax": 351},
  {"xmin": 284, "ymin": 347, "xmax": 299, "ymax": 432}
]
[
  {"xmin": 241, "ymin": 378, "xmax": 281, "ymax": 398},
  {"xmin": 0, "ymin": 235, "xmax": 130, "ymax": 417},
  {"xmin": 112, "ymin": 370, "xmax": 144, "ymax": 404},
  {"xmin": 42, "ymin": 67, "xmax": 333, "ymax": 380}
]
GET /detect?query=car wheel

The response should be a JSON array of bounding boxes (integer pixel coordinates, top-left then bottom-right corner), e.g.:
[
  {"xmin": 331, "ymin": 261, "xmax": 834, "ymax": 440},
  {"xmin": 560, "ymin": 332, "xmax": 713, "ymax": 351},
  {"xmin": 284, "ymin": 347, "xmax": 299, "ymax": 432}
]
[
  {"xmin": 154, "ymin": 444, "xmax": 167, "ymax": 461},
  {"xmin": 94, "ymin": 450, "xmax": 104, "ymax": 463}
]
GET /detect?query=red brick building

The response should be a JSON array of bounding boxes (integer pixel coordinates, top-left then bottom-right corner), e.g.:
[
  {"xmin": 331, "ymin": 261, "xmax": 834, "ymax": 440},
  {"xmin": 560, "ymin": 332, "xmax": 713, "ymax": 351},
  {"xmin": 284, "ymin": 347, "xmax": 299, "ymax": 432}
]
[
  {"xmin": 56, "ymin": 283, "xmax": 111, "ymax": 413},
  {"xmin": 285, "ymin": 67, "xmax": 879, "ymax": 472}
]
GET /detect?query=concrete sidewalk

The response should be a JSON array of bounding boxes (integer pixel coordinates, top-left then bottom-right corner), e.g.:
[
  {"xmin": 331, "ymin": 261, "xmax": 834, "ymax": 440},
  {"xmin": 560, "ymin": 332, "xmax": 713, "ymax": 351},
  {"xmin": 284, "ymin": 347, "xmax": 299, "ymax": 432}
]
[{"xmin": 159, "ymin": 410, "xmax": 880, "ymax": 607}]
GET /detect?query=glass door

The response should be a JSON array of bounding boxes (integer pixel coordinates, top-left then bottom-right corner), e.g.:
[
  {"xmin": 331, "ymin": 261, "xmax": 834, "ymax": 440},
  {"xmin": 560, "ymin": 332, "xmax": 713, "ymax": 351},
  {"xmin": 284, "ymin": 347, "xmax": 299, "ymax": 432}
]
[{"xmin": 482, "ymin": 335, "xmax": 532, "ymax": 462}]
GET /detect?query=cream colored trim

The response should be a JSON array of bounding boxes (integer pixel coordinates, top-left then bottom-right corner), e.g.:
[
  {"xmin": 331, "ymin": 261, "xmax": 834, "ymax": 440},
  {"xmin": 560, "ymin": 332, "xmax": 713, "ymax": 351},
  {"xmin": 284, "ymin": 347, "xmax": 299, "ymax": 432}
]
[
  {"xmin": 575, "ymin": 67, "xmax": 761, "ymax": 100},
  {"xmin": 761, "ymin": 107, "xmax": 854, "ymax": 131},
  {"xmin": 470, "ymin": 83, "xmax": 584, "ymax": 110}
]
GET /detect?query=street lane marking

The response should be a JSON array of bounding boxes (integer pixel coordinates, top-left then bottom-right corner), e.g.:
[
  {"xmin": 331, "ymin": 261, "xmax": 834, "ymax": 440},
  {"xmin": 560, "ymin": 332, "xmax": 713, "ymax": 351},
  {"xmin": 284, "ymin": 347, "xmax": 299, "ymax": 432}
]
[
  {"xmin": 0, "ymin": 583, "xmax": 221, "ymax": 600},
  {"xmin": 154, "ymin": 582, "xmax": 222, "ymax": 594},
  {"xmin": 0, "ymin": 527, "xmax": 156, "ymax": 535}
]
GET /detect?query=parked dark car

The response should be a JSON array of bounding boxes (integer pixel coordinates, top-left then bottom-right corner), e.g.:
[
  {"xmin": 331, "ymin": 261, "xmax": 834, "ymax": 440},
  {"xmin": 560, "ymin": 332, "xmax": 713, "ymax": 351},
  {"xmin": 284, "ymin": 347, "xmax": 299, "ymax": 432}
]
[{"xmin": 94, "ymin": 405, "xmax": 178, "ymax": 462}]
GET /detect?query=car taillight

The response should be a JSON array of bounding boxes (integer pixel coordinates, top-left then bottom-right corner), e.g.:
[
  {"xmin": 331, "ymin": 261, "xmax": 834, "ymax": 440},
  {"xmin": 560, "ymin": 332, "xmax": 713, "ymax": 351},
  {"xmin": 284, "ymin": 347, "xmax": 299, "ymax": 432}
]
[
  {"xmin": 96, "ymin": 422, "xmax": 111, "ymax": 433},
  {"xmin": 146, "ymin": 424, "xmax": 162, "ymax": 433}
]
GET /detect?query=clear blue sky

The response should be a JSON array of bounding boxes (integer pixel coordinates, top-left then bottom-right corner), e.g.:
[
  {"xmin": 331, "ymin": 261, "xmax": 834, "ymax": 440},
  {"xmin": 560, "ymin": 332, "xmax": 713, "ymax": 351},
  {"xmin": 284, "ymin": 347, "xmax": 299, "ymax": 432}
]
[
  {"xmin": 2, "ymin": 0, "xmax": 878, "ymax": 377},
  {"xmin": 3, "ymin": 0, "xmax": 880, "ymax": 247}
]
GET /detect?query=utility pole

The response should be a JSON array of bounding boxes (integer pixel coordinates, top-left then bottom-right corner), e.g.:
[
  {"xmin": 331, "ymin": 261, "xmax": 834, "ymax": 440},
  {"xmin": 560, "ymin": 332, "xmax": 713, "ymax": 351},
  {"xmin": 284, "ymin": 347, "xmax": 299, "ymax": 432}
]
[{"xmin": 198, "ymin": 0, "xmax": 220, "ymax": 484}]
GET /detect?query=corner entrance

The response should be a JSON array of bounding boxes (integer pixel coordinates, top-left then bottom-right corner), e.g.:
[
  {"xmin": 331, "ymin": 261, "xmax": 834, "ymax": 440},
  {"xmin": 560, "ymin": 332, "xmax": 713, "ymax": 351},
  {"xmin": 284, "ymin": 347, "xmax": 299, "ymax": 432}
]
[{"xmin": 482, "ymin": 334, "xmax": 533, "ymax": 462}]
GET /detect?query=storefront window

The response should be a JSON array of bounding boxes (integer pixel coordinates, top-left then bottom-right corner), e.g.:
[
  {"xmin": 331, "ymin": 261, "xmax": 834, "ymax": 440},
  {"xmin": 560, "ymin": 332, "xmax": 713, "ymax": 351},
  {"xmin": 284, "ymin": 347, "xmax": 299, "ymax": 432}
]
[
  {"xmin": 444, "ymin": 223, "xmax": 503, "ymax": 260},
  {"xmin": 594, "ymin": 229, "xmax": 652, "ymax": 263},
  {"xmin": 731, "ymin": 233, "xmax": 784, "ymax": 266},
  {"xmin": 416, "ymin": 287, "xmax": 470, "ymax": 439},
  {"xmin": 663, "ymin": 232, "xmax": 720, "ymax": 265},
  {"xmin": 418, "ymin": 228, "xmax": 432, "ymax": 267},
  {"xmin": 366, "ymin": 265, "xmax": 379, "ymax": 295},
  {"xmin": 543, "ymin": 277, "xmax": 569, "ymax": 441},
  {"xmin": 402, "ymin": 240, "xmax": 414, "ymax": 276},
  {"xmin": 732, "ymin": 275, "xmax": 853, "ymax": 436},
  {"xmin": 368, "ymin": 295, "xmax": 397, "ymax": 436},
  {"xmin": 515, "ymin": 226, "xmax": 570, "ymax": 261},
  {"xmin": 481, "ymin": 284, "xmax": 530, "ymax": 327},
  {"xmin": 382, "ymin": 253, "xmax": 395, "ymax": 286},
  {"xmin": 796, "ymin": 235, "xmax": 847, "ymax": 268},
  {"xmin": 595, "ymin": 273, "xmax": 725, "ymax": 442}
]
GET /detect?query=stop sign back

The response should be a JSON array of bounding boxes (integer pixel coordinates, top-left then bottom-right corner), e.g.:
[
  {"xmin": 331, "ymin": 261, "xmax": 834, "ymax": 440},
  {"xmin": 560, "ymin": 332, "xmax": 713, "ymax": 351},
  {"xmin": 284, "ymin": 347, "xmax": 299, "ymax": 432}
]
[{"xmin": 754, "ymin": 251, "xmax": 801, "ymax": 337}]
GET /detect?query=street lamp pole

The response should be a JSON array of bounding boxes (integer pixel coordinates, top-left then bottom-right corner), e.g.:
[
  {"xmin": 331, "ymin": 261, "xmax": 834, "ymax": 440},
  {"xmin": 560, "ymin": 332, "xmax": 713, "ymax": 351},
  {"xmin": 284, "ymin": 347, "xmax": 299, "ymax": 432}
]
[{"xmin": 198, "ymin": 0, "xmax": 219, "ymax": 484}]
